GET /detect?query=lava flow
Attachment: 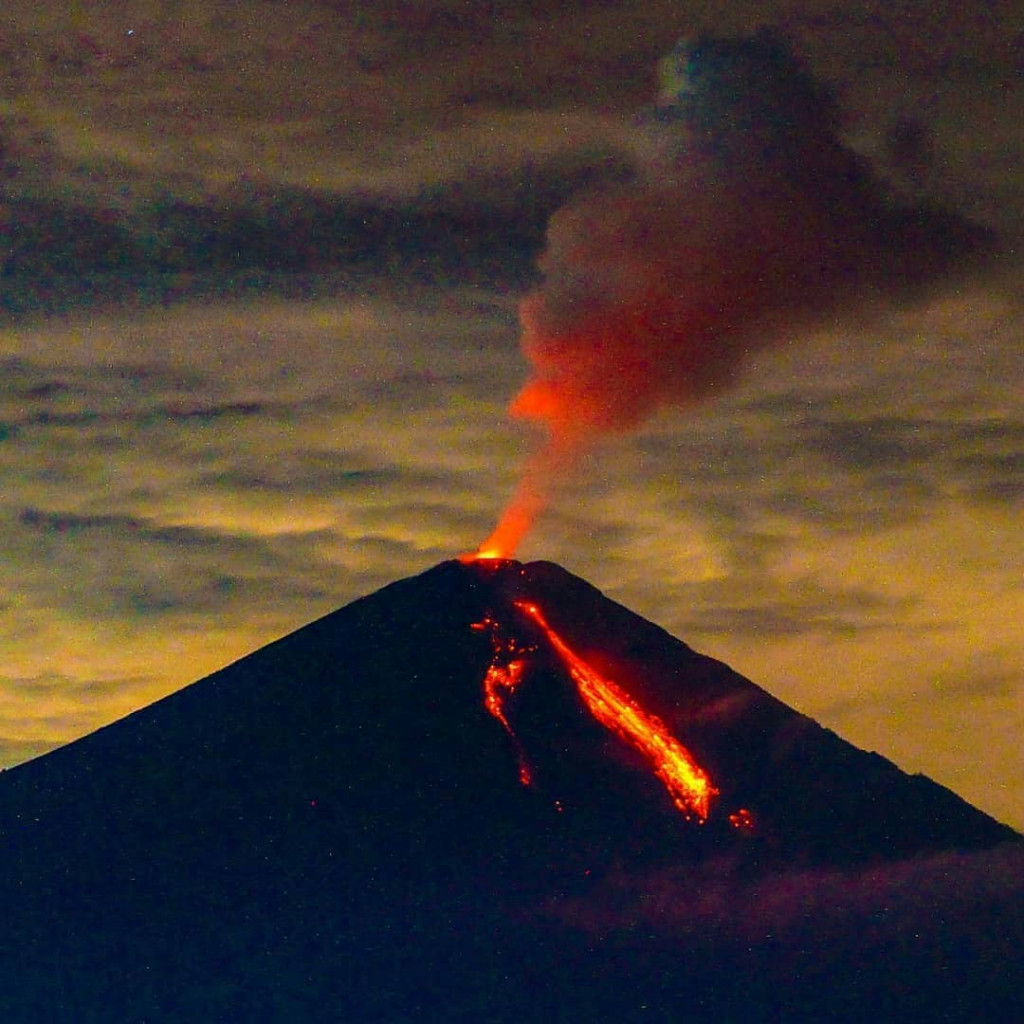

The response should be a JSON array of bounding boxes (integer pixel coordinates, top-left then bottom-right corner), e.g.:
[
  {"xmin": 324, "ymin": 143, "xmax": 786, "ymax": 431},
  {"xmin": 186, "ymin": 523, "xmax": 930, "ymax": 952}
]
[
  {"xmin": 474, "ymin": 592, "xmax": 718, "ymax": 823},
  {"xmin": 472, "ymin": 614, "xmax": 534, "ymax": 786}
]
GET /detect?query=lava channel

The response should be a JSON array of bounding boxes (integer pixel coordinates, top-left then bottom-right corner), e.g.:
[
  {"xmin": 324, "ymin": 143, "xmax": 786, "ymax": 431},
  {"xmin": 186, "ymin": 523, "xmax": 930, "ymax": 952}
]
[{"xmin": 474, "ymin": 599, "xmax": 718, "ymax": 823}]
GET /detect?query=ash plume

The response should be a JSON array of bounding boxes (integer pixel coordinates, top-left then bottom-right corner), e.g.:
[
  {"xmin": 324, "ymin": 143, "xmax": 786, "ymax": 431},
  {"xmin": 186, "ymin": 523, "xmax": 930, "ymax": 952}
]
[{"xmin": 480, "ymin": 30, "xmax": 990, "ymax": 557}]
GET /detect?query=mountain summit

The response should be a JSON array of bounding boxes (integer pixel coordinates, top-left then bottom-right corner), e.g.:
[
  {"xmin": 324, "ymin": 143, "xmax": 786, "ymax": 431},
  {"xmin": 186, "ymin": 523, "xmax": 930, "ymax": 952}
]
[{"xmin": 1, "ymin": 559, "xmax": 1019, "ymax": 1022}]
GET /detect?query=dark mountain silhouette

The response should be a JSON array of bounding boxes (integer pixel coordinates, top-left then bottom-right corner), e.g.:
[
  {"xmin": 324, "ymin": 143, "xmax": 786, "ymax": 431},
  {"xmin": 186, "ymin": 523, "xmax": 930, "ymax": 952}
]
[{"xmin": 0, "ymin": 559, "xmax": 1019, "ymax": 1022}]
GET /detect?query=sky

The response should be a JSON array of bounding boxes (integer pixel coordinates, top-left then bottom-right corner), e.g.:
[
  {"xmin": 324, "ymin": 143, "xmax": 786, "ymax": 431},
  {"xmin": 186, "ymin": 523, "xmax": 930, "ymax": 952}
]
[{"xmin": 0, "ymin": 1, "xmax": 1020, "ymax": 830}]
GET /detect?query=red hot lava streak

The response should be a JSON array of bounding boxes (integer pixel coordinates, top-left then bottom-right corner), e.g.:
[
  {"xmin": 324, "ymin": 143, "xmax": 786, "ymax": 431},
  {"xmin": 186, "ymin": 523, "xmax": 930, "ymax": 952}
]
[
  {"xmin": 473, "ymin": 592, "xmax": 718, "ymax": 823},
  {"xmin": 472, "ymin": 615, "xmax": 534, "ymax": 786}
]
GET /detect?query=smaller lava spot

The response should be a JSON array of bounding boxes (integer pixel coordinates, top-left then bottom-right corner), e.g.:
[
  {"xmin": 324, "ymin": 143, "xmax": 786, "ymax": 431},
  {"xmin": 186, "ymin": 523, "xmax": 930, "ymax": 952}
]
[{"xmin": 729, "ymin": 807, "xmax": 755, "ymax": 831}]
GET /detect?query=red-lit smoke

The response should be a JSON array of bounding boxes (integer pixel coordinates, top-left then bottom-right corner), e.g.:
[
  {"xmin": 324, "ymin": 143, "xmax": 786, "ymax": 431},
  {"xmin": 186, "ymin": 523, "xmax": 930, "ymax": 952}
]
[{"xmin": 478, "ymin": 31, "xmax": 985, "ymax": 558}]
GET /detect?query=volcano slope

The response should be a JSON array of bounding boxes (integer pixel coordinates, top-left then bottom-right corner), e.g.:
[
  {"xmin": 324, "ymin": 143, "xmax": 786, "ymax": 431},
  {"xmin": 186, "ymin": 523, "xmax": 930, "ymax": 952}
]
[{"xmin": 0, "ymin": 559, "xmax": 1020, "ymax": 1022}]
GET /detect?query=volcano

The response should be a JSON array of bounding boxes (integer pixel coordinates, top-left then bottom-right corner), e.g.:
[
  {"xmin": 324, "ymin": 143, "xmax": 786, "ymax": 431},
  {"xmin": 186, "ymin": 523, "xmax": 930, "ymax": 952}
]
[{"xmin": 1, "ymin": 559, "xmax": 1020, "ymax": 1022}]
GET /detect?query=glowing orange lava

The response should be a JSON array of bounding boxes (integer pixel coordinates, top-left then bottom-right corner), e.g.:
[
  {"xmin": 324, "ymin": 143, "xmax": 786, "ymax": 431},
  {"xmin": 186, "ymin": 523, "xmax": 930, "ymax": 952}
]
[
  {"xmin": 473, "ymin": 594, "xmax": 718, "ymax": 822},
  {"xmin": 729, "ymin": 807, "xmax": 755, "ymax": 831},
  {"xmin": 459, "ymin": 550, "xmax": 508, "ymax": 565},
  {"xmin": 481, "ymin": 659, "xmax": 532, "ymax": 785},
  {"xmin": 473, "ymin": 617, "xmax": 534, "ymax": 786},
  {"xmin": 514, "ymin": 600, "xmax": 717, "ymax": 822}
]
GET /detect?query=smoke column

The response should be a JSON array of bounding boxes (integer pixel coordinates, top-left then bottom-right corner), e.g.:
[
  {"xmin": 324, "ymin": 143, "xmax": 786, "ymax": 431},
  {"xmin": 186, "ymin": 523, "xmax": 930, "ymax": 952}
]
[{"xmin": 477, "ymin": 31, "xmax": 987, "ymax": 558}]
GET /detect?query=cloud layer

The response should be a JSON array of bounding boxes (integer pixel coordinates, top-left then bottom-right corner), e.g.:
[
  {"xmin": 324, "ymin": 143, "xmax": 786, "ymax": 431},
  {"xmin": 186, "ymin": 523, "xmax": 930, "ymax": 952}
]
[{"xmin": 0, "ymin": 282, "xmax": 1019, "ymax": 828}]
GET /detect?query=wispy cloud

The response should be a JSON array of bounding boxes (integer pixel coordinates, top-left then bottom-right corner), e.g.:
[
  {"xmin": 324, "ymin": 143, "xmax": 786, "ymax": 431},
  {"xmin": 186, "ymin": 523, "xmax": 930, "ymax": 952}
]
[{"xmin": 2, "ymin": 286, "xmax": 1016, "ymax": 827}]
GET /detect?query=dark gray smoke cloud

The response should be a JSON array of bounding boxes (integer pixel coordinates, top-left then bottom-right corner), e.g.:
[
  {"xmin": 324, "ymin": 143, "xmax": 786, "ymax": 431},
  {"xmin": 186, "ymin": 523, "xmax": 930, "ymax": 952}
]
[
  {"xmin": 516, "ymin": 28, "xmax": 990, "ymax": 437},
  {"xmin": 482, "ymin": 30, "xmax": 992, "ymax": 556}
]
